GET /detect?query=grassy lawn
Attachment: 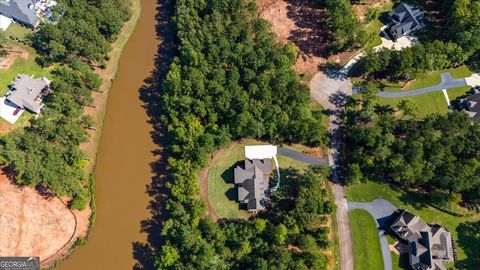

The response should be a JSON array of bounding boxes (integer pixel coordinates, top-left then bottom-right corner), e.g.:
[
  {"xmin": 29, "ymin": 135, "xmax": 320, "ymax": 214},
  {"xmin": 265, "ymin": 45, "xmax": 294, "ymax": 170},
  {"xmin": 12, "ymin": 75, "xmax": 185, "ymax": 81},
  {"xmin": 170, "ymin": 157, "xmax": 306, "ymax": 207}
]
[
  {"xmin": 207, "ymin": 139, "xmax": 314, "ymax": 219},
  {"xmin": 447, "ymin": 86, "xmax": 472, "ymax": 101},
  {"xmin": 361, "ymin": 1, "xmax": 393, "ymax": 49},
  {"xmin": 346, "ymin": 181, "xmax": 480, "ymax": 269},
  {"xmin": 4, "ymin": 23, "xmax": 34, "ymax": 40},
  {"xmin": 0, "ymin": 42, "xmax": 51, "ymax": 96},
  {"xmin": 384, "ymin": 66, "xmax": 473, "ymax": 92},
  {"xmin": 349, "ymin": 209, "xmax": 384, "ymax": 270},
  {"xmin": 377, "ymin": 91, "xmax": 449, "ymax": 118}
]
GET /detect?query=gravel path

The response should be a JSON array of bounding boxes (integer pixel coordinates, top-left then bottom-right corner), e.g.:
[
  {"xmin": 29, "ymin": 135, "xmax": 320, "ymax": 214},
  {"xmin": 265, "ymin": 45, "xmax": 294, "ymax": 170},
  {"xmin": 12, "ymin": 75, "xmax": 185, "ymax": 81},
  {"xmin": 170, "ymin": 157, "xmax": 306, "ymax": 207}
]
[
  {"xmin": 348, "ymin": 199, "xmax": 398, "ymax": 270},
  {"xmin": 377, "ymin": 73, "xmax": 467, "ymax": 98}
]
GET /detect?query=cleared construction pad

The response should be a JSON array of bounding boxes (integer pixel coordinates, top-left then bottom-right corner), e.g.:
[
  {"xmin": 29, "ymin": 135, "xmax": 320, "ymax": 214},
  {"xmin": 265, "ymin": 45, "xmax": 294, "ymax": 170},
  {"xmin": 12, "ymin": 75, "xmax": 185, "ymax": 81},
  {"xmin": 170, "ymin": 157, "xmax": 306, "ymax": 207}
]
[{"xmin": 0, "ymin": 173, "xmax": 89, "ymax": 265}]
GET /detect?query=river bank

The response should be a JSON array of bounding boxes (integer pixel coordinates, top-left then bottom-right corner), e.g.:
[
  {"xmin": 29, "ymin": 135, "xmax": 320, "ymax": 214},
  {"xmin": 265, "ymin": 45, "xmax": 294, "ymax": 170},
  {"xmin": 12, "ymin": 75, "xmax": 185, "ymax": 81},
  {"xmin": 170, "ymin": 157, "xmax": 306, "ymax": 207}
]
[
  {"xmin": 54, "ymin": 0, "xmax": 163, "ymax": 268},
  {"xmin": 47, "ymin": 0, "xmax": 144, "ymax": 268}
]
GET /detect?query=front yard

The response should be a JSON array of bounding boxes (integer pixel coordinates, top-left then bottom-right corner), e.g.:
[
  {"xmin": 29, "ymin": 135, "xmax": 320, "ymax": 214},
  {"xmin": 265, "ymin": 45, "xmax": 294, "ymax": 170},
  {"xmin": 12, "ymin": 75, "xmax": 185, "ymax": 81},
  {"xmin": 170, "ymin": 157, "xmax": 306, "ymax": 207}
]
[
  {"xmin": 349, "ymin": 209, "xmax": 384, "ymax": 270},
  {"xmin": 383, "ymin": 65, "xmax": 473, "ymax": 92},
  {"xmin": 346, "ymin": 181, "xmax": 480, "ymax": 270}
]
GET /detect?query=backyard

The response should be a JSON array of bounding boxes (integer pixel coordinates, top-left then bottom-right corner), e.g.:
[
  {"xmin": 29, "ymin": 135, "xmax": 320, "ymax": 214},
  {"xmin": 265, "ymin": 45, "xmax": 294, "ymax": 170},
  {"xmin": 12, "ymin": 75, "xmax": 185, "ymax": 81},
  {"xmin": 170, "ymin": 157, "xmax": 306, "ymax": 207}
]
[
  {"xmin": 346, "ymin": 181, "xmax": 480, "ymax": 270},
  {"xmin": 349, "ymin": 209, "xmax": 384, "ymax": 270},
  {"xmin": 0, "ymin": 41, "xmax": 51, "ymax": 96}
]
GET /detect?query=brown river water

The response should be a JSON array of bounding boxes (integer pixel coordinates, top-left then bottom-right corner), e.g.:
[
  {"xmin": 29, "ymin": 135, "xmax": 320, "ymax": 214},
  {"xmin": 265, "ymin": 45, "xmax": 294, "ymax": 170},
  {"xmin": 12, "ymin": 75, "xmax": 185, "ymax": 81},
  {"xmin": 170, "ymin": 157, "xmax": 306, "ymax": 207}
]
[{"xmin": 57, "ymin": 1, "xmax": 160, "ymax": 269}]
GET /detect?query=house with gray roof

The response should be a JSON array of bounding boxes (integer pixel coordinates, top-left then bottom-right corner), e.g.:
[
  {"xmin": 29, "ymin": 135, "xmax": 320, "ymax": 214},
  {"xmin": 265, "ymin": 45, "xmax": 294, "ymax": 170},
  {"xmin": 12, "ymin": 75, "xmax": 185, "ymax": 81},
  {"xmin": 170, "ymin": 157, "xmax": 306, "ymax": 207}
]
[
  {"xmin": 387, "ymin": 3, "xmax": 424, "ymax": 40},
  {"xmin": 460, "ymin": 92, "xmax": 480, "ymax": 122},
  {"xmin": 391, "ymin": 210, "xmax": 454, "ymax": 270},
  {"xmin": 6, "ymin": 74, "xmax": 50, "ymax": 113},
  {"xmin": 234, "ymin": 159, "xmax": 272, "ymax": 212},
  {"xmin": 0, "ymin": 0, "xmax": 39, "ymax": 27}
]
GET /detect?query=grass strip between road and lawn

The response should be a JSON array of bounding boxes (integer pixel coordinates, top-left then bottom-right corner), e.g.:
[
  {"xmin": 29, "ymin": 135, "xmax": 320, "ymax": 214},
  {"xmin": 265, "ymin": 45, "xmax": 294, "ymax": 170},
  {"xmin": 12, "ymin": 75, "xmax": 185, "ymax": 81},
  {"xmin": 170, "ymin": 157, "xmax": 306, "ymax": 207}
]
[{"xmin": 349, "ymin": 209, "xmax": 384, "ymax": 270}]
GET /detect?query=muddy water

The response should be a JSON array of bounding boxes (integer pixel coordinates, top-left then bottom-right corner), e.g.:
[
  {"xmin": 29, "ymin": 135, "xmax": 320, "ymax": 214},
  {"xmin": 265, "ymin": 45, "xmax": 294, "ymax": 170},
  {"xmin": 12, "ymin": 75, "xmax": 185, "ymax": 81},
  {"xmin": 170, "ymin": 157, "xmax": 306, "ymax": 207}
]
[{"xmin": 56, "ymin": 1, "xmax": 159, "ymax": 269}]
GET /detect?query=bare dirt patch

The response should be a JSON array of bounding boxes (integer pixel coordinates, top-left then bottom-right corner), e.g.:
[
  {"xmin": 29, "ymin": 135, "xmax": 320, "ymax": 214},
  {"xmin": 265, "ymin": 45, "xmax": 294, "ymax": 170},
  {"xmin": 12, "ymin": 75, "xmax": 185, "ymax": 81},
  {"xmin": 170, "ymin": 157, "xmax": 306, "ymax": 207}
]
[
  {"xmin": 258, "ymin": 0, "xmax": 333, "ymax": 76},
  {"xmin": 0, "ymin": 46, "xmax": 29, "ymax": 70},
  {"xmin": 352, "ymin": 0, "xmax": 389, "ymax": 22},
  {"xmin": 0, "ymin": 173, "xmax": 90, "ymax": 267}
]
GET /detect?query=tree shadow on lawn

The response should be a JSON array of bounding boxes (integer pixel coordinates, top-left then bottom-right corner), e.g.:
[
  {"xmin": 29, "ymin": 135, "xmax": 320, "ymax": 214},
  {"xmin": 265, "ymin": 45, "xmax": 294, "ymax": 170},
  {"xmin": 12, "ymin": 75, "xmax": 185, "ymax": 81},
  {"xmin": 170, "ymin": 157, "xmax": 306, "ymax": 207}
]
[
  {"xmin": 132, "ymin": 0, "xmax": 176, "ymax": 269},
  {"xmin": 398, "ymin": 189, "xmax": 430, "ymax": 210},
  {"xmin": 456, "ymin": 221, "xmax": 480, "ymax": 270}
]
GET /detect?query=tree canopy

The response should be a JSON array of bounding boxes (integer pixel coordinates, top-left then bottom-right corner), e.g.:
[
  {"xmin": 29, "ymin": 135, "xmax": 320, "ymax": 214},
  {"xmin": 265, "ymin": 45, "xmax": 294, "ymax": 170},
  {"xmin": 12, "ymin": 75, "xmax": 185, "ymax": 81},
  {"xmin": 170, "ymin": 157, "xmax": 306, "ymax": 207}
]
[
  {"xmin": 343, "ymin": 92, "xmax": 480, "ymax": 202},
  {"xmin": 154, "ymin": 0, "xmax": 331, "ymax": 268},
  {"xmin": 0, "ymin": 0, "xmax": 131, "ymax": 209}
]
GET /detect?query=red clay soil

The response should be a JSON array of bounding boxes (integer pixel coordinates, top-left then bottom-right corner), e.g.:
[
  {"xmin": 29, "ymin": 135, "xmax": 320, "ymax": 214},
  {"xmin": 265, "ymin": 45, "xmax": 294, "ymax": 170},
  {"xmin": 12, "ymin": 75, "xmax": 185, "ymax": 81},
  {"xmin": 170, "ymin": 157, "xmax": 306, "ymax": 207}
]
[
  {"xmin": 0, "ymin": 46, "xmax": 29, "ymax": 70},
  {"xmin": 258, "ymin": 0, "xmax": 329, "ymax": 76},
  {"xmin": 257, "ymin": 0, "xmax": 363, "ymax": 75},
  {"xmin": 0, "ymin": 172, "xmax": 90, "ymax": 268}
]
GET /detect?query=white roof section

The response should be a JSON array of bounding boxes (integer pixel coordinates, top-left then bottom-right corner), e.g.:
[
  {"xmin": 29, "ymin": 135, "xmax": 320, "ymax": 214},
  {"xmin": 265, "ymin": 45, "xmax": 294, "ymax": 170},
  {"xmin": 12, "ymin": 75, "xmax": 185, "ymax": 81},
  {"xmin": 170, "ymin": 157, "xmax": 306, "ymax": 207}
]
[
  {"xmin": 0, "ymin": 14, "xmax": 12, "ymax": 30},
  {"xmin": 245, "ymin": 145, "xmax": 277, "ymax": 159}
]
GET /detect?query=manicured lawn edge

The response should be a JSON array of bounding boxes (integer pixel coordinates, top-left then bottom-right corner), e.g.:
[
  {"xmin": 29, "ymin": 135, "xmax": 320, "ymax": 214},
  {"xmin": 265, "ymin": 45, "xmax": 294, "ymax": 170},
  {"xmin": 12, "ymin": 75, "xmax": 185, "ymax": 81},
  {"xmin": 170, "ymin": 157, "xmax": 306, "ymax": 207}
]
[{"xmin": 349, "ymin": 209, "xmax": 384, "ymax": 270}]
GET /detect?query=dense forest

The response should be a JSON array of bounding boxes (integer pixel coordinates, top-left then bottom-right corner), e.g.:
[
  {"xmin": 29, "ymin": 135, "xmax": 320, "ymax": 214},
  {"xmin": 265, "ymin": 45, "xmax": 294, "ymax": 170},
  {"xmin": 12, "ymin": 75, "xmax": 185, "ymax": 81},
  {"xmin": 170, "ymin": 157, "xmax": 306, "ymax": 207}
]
[
  {"xmin": 343, "ymin": 91, "xmax": 480, "ymax": 202},
  {"xmin": 158, "ymin": 166, "xmax": 334, "ymax": 269},
  {"xmin": 0, "ymin": 0, "xmax": 131, "ymax": 209},
  {"xmin": 319, "ymin": 0, "xmax": 366, "ymax": 53},
  {"xmin": 355, "ymin": 0, "xmax": 480, "ymax": 80},
  {"xmin": 155, "ymin": 0, "xmax": 331, "ymax": 268}
]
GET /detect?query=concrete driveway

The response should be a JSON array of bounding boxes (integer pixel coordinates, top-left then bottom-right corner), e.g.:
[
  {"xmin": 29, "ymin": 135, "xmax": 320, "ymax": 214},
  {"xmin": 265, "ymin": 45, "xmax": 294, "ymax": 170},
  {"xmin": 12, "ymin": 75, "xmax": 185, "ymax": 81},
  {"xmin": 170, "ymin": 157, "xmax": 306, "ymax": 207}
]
[
  {"xmin": 377, "ymin": 72, "xmax": 467, "ymax": 98},
  {"xmin": 348, "ymin": 199, "xmax": 398, "ymax": 270},
  {"xmin": 0, "ymin": 97, "xmax": 23, "ymax": 124}
]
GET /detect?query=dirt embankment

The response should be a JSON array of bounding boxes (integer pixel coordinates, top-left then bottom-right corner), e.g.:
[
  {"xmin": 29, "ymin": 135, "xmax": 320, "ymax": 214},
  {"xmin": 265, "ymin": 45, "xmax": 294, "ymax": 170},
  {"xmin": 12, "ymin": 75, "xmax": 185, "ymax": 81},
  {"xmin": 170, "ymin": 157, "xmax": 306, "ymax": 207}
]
[
  {"xmin": 0, "ymin": 1, "xmax": 142, "ymax": 268},
  {"xmin": 257, "ymin": 0, "xmax": 357, "ymax": 76},
  {"xmin": 0, "ymin": 173, "xmax": 90, "ymax": 265}
]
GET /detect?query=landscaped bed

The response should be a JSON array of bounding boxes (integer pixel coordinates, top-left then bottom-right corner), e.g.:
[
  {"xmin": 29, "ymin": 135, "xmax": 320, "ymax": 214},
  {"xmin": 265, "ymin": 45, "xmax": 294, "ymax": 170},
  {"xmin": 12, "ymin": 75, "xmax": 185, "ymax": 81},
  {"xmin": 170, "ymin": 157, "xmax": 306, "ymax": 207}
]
[
  {"xmin": 346, "ymin": 181, "xmax": 480, "ymax": 270},
  {"xmin": 349, "ymin": 209, "xmax": 384, "ymax": 270}
]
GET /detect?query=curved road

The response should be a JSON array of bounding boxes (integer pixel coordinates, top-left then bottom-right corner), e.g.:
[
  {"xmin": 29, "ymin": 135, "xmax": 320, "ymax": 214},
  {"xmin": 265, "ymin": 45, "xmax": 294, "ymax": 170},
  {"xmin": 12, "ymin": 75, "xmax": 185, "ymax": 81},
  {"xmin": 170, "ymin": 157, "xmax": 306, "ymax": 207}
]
[{"xmin": 377, "ymin": 73, "xmax": 467, "ymax": 98}]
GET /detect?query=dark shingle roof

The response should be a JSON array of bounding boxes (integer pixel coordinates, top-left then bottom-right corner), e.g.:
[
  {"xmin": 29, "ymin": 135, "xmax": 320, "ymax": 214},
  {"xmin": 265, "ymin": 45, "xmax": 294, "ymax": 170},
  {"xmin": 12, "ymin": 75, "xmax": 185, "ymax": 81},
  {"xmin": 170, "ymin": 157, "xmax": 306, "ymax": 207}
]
[
  {"xmin": 234, "ymin": 158, "xmax": 272, "ymax": 211},
  {"xmin": 388, "ymin": 3, "xmax": 423, "ymax": 38},
  {"xmin": 0, "ymin": 0, "xmax": 38, "ymax": 26}
]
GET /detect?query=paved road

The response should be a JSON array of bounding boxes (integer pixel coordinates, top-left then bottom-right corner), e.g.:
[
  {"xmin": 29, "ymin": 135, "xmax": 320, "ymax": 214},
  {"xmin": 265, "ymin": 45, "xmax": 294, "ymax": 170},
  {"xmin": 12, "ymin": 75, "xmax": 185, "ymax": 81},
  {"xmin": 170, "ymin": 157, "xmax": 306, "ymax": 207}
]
[
  {"xmin": 277, "ymin": 147, "xmax": 328, "ymax": 165},
  {"xmin": 378, "ymin": 73, "xmax": 467, "ymax": 98},
  {"xmin": 348, "ymin": 199, "xmax": 398, "ymax": 270},
  {"xmin": 310, "ymin": 77, "xmax": 354, "ymax": 270}
]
